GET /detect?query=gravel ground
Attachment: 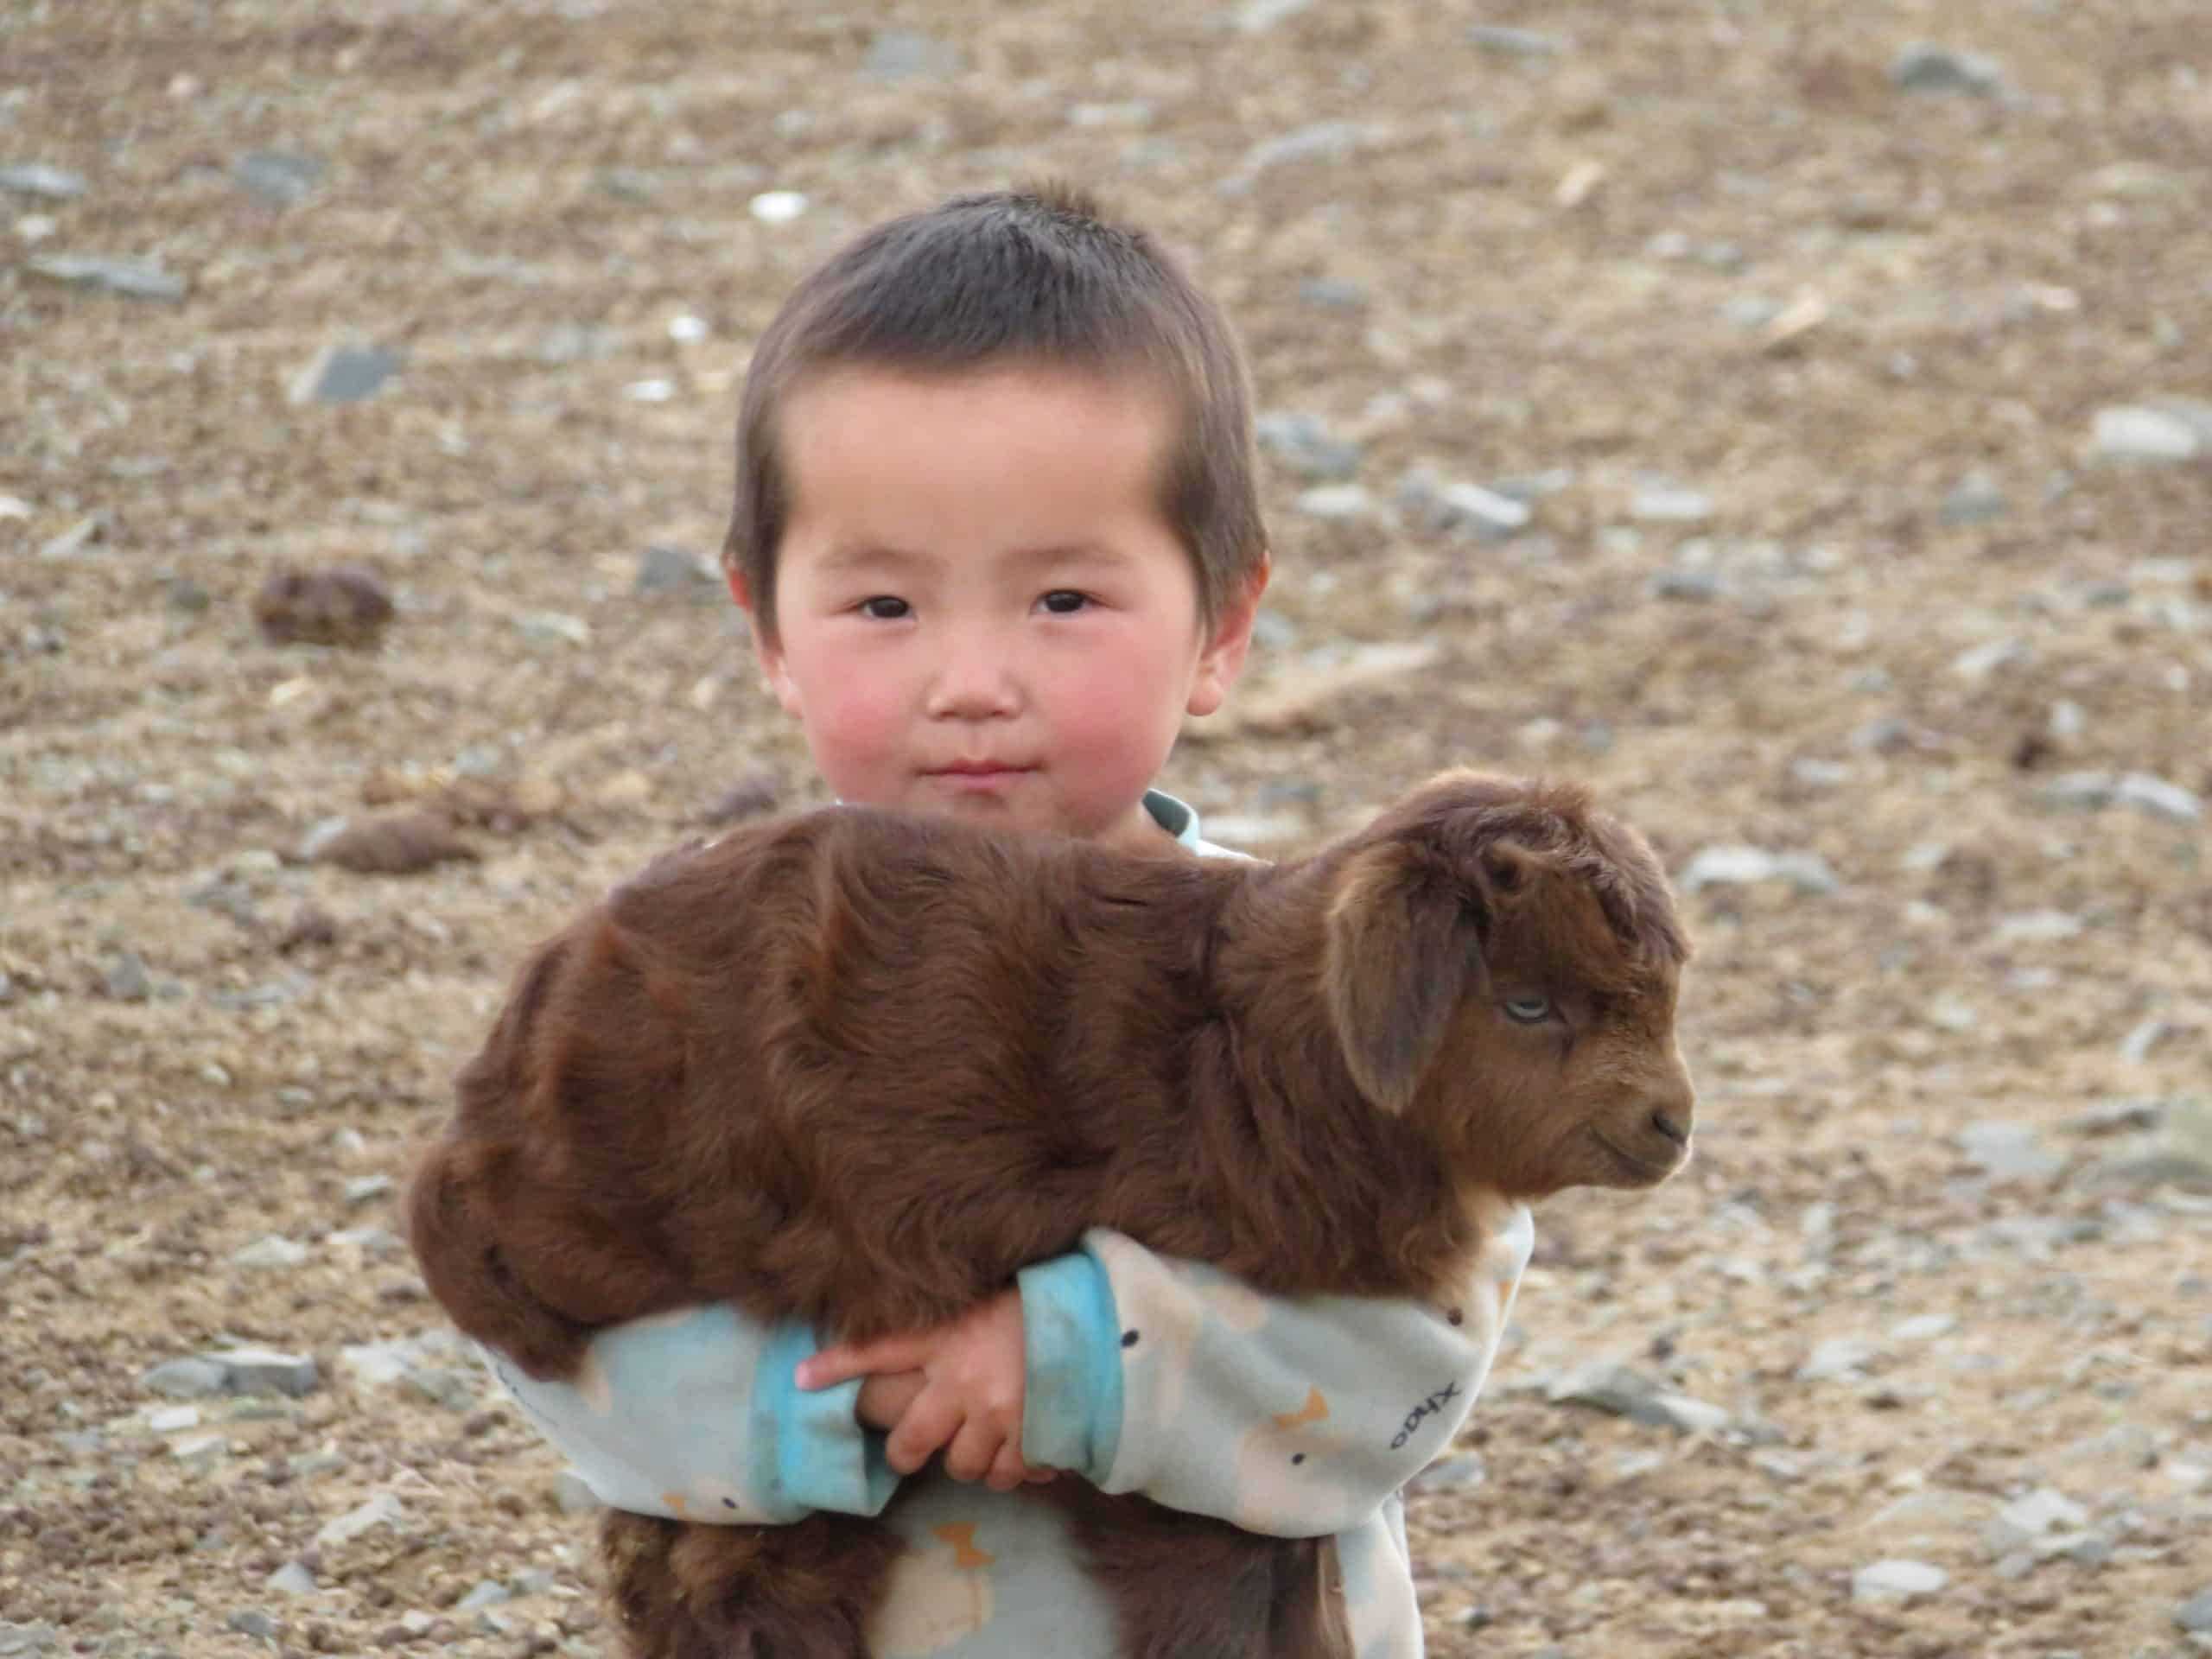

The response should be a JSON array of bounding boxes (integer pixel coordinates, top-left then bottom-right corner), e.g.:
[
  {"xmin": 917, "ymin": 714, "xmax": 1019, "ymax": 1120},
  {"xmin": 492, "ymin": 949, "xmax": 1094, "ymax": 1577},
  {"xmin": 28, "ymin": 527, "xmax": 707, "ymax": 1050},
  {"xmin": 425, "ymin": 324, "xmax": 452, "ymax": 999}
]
[{"xmin": 3, "ymin": 3, "xmax": 2209, "ymax": 1656}]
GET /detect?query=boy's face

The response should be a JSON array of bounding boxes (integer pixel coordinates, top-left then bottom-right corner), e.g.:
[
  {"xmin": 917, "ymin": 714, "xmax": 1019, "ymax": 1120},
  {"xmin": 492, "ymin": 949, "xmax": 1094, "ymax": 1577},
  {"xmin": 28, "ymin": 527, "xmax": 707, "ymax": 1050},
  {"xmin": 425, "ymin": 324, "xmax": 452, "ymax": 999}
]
[{"xmin": 734, "ymin": 363, "xmax": 1263, "ymax": 855}]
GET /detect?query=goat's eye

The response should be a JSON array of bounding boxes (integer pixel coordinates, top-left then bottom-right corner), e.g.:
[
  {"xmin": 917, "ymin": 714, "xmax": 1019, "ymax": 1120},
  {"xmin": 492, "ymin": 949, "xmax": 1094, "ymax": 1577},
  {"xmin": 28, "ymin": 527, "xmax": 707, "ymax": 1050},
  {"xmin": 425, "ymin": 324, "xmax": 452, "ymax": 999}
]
[{"xmin": 1503, "ymin": 995, "xmax": 1552, "ymax": 1024}]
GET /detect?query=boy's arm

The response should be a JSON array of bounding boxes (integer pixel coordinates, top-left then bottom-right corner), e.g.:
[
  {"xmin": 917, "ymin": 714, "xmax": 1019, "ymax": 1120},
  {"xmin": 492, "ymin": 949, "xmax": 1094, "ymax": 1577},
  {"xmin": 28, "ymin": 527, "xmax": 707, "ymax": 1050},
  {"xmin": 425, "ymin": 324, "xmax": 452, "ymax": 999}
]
[
  {"xmin": 481, "ymin": 1302, "xmax": 900, "ymax": 1524},
  {"xmin": 1019, "ymin": 1208, "xmax": 1535, "ymax": 1537}
]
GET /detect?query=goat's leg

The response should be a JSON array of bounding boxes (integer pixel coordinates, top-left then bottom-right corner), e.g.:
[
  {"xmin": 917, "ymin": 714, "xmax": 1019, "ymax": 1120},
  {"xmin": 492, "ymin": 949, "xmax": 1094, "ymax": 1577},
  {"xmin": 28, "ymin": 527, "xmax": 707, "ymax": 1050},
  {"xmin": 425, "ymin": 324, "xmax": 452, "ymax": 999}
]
[
  {"xmin": 602, "ymin": 1509, "xmax": 906, "ymax": 1659},
  {"xmin": 1051, "ymin": 1489, "xmax": 1352, "ymax": 1659}
]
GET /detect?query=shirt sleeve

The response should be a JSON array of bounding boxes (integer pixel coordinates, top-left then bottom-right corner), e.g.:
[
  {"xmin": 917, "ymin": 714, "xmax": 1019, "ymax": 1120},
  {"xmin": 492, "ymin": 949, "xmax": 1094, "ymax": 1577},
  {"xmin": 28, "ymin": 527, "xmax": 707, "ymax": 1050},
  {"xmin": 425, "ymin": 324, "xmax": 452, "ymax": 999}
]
[
  {"xmin": 1019, "ymin": 1200, "xmax": 1534, "ymax": 1539},
  {"xmin": 480, "ymin": 1304, "xmax": 900, "ymax": 1525}
]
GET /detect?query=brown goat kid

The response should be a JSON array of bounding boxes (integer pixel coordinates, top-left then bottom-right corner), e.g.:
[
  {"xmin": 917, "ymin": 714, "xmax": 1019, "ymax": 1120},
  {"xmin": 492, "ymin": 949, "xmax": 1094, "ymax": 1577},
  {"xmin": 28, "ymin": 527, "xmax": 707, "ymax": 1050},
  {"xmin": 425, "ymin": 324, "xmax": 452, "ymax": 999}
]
[{"xmin": 408, "ymin": 770, "xmax": 1696, "ymax": 1659}]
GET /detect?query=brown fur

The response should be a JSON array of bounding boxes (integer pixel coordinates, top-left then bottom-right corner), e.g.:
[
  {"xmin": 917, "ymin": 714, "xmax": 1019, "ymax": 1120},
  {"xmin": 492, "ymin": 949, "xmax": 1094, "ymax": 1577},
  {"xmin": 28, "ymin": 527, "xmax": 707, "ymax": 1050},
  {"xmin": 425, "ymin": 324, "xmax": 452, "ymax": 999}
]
[{"xmin": 407, "ymin": 770, "xmax": 1695, "ymax": 1659}]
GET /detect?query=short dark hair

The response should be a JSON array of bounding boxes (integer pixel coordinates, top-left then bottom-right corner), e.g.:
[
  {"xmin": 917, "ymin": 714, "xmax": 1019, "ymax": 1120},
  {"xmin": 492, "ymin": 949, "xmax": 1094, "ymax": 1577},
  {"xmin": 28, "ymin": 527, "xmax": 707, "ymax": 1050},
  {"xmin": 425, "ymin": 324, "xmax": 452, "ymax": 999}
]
[{"xmin": 722, "ymin": 183, "xmax": 1266, "ymax": 645}]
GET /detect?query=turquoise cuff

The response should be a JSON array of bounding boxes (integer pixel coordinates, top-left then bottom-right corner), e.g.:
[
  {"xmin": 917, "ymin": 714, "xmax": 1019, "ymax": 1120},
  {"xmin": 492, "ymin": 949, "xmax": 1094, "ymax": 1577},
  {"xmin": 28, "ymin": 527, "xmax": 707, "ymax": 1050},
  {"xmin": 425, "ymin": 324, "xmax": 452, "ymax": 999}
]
[
  {"xmin": 1018, "ymin": 1250, "xmax": 1125, "ymax": 1482},
  {"xmin": 755, "ymin": 1324, "xmax": 900, "ymax": 1518}
]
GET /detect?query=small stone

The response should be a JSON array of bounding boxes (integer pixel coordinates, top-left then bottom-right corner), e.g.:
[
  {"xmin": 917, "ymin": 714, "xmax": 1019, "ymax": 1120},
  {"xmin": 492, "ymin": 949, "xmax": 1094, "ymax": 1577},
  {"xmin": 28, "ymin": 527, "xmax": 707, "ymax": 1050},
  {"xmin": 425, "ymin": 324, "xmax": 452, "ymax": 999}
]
[
  {"xmin": 1232, "ymin": 0, "xmax": 1314, "ymax": 32},
  {"xmin": 305, "ymin": 810, "xmax": 476, "ymax": 875},
  {"xmin": 102, "ymin": 952, "xmax": 152, "ymax": 1002},
  {"xmin": 1953, "ymin": 637, "xmax": 2029, "ymax": 681},
  {"xmin": 1408, "ymin": 1453, "xmax": 1485, "ymax": 1493},
  {"xmin": 456, "ymin": 1581, "xmax": 512, "ymax": 1613},
  {"xmin": 266, "ymin": 1560, "xmax": 318, "ymax": 1597},
  {"xmin": 1994, "ymin": 910, "xmax": 2085, "ymax": 944},
  {"xmin": 1853, "ymin": 1560, "xmax": 1948, "ymax": 1604},
  {"xmin": 749, "ymin": 190, "xmax": 808, "ymax": 224},
  {"xmin": 344, "ymin": 1174, "xmax": 394, "ymax": 1207},
  {"xmin": 1679, "ymin": 844, "xmax": 1840, "ymax": 896},
  {"xmin": 2177, "ymin": 1589, "xmax": 2212, "ymax": 1633},
  {"xmin": 1629, "ymin": 483, "xmax": 1713, "ymax": 524},
  {"xmin": 143, "ymin": 1357, "xmax": 230, "ymax": 1399},
  {"xmin": 1797, "ymin": 1337, "xmax": 1878, "ymax": 1382},
  {"xmin": 862, "ymin": 29, "xmax": 961, "ymax": 79},
  {"xmin": 2113, "ymin": 772, "xmax": 2201, "ymax": 823},
  {"xmin": 171, "ymin": 1430, "xmax": 228, "ymax": 1470},
  {"xmin": 1889, "ymin": 1314, "xmax": 1955, "ymax": 1342},
  {"xmin": 27, "ymin": 252, "xmax": 187, "ymax": 301},
  {"xmin": 0, "ymin": 162, "xmax": 86, "ymax": 199},
  {"xmin": 1650, "ymin": 570, "xmax": 1723, "ymax": 602},
  {"xmin": 288, "ymin": 343, "xmax": 403, "ymax": 406},
  {"xmin": 1940, "ymin": 473, "xmax": 2009, "ymax": 525},
  {"xmin": 232, "ymin": 1235, "xmax": 310, "ymax": 1271},
  {"xmin": 1890, "ymin": 43, "xmax": 2007, "ymax": 97},
  {"xmin": 2120, "ymin": 1018, "xmax": 2170, "ymax": 1065},
  {"xmin": 251, "ymin": 563, "xmax": 394, "ymax": 647},
  {"xmin": 516, "ymin": 610, "xmax": 590, "ymax": 646},
  {"xmin": 0, "ymin": 1624, "xmax": 60, "ymax": 1655},
  {"xmin": 1294, "ymin": 484, "xmax": 1372, "ymax": 521},
  {"xmin": 2091, "ymin": 405, "xmax": 2202, "ymax": 465},
  {"xmin": 315, "ymin": 1491, "xmax": 404, "ymax": 1548},
  {"xmin": 634, "ymin": 544, "xmax": 719, "ymax": 598},
  {"xmin": 1255, "ymin": 411, "xmax": 1362, "ymax": 481},
  {"xmin": 1469, "ymin": 24, "xmax": 1567, "ymax": 57},
  {"xmin": 208, "ymin": 1346, "xmax": 320, "ymax": 1397},
  {"xmin": 234, "ymin": 149, "xmax": 323, "ymax": 207},
  {"xmin": 226, "ymin": 1609, "xmax": 279, "ymax": 1641},
  {"xmin": 1984, "ymin": 1487, "xmax": 2088, "ymax": 1556},
  {"xmin": 1646, "ymin": 1393, "xmax": 1731, "ymax": 1434},
  {"xmin": 1957, "ymin": 1121, "xmax": 2063, "ymax": 1183},
  {"xmin": 1547, "ymin": 1358, "xmax": 1660, "ymax": 1416}
]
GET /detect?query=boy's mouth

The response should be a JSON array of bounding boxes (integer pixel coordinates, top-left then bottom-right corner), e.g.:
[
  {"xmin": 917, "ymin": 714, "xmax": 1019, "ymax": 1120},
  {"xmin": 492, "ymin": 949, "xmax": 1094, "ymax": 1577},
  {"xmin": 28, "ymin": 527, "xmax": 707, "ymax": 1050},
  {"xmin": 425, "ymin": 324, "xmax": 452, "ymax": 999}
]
[{"xmin": 921, "ymin": 762, "xmax": 1034, "ymax": 792}]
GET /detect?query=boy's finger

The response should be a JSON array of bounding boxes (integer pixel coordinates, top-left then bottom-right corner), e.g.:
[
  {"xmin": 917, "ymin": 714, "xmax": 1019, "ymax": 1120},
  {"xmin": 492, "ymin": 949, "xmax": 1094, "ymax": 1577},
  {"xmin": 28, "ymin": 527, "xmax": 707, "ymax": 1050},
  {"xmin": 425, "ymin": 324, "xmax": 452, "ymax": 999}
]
[
  {"xmin": 940, "ymin": 1418, "xmax": 1003, "ymax": 1485},
  {"xmin": 983, "ymin": 1442, "xmax": 1031, "ymax": 1492},
  {"xmin": 798, "ymin": 1336, "xmax": 923, "ymax": 1389},
  {"xmin": 885, "ymin": 1395, "xmax": 962, "ymax": 1476}
]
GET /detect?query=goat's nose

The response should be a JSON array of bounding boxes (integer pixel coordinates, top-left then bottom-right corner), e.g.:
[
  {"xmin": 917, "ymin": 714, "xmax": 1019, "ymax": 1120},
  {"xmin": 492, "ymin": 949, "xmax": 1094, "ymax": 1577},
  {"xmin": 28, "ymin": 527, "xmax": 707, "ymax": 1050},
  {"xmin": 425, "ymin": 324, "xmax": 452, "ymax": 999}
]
[{"xmin": 1649, "ymin": 1106, "xmax": 1691, "ymax": 1146}]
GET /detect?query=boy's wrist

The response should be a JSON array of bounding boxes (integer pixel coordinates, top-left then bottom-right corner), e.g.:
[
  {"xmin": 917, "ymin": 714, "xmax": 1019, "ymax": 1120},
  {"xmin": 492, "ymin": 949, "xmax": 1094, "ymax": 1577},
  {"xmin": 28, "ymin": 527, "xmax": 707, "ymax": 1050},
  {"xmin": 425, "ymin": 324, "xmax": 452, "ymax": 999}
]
[{"xmin": 1016, "ymin": 1250, "xmax": 1124, "ymax": 1481}]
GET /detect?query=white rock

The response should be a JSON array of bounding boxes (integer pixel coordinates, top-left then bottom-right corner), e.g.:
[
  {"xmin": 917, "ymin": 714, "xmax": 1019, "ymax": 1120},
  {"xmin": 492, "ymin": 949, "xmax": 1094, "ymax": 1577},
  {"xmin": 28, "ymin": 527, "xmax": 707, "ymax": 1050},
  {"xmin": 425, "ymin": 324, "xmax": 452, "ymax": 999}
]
[
  {"xmin": 2092, "ymin": 405, "xmax": 2202, "ymax": 464},
  {"xmin": 1853, "ymin": 1560, "xmax": 1948, "ymax": 1604},
  {"xmin": 1889, "ymin": 1314, "xmax": 1956, "ymax": 1342},
  {"xmin": 2113, "ymin": 772, "xmax": 2201, "ymax": 823},
  {"xmin": 231, "ymin": 1235, "xmax": 309, "ymax": 1270},
  {"xmin": 1679, "ymin": 844, "xmax": 1840, "ymax": 896},
  {"xmin": 266, "ymin": 1560, "xmax": 318, "ymax": 1597},
  {"xmin": 1797, "ymin": 1336, "xmax": 1878, "ymax": 1382},
  {"xmin": 315, "ymin": 1491, "xmax": 404, "ymax": 1548},
  {"xmin": 748, "ymin": 190, "xmax": 808, "ymax": 224}
]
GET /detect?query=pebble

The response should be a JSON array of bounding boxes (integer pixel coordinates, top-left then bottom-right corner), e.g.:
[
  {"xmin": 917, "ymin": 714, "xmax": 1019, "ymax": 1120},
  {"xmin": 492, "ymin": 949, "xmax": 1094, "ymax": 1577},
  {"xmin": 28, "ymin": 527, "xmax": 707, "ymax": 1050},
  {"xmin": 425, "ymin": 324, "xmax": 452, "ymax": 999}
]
[
  {"xmin": 1255, "ymin": 411, "xmax": 1362, "ymax": 481},
  {"xmin": 251, "ymin": 563, "xmax": 395, "ymax": 647},
  {"xmin": 1939, "ymin": 472, "xmax": 2009, "ymax": 524},
  {"xmin": 1293, "ymin": 484, "xmax": 1372, "ymax": 521},
  {"xmin": 1232, "ymin": 0, "xmax": 1314, "ymax": 32},
  {"xmin": 143, "ymin": 1357, "xmax": 231, "ymax": 1399},
  {"xmin": 1679, "ymin": 844, "xmax": 1841, "ymax": 896},
  {"xmin": 0, "ymin": 1624, "xmax": 59, "ymax": 1655},
  {"xmin": 315, "ymin": 1491, "xmax": 404, "ymax": 1548},
  {"xmin": 1542, "ymin": 1358, "xmax": 1720, "ymax": 1431},
  {"xmin": 862, "ymin": 29, "xmax": 961, "ymax": 80},
  {"xmin": 1629, "ymin": 482, "xmax": 1713, "ymax": 524},
  {"xmin": 1398, "ymin": 471, "xmax": 1533, "ymax": 539},
  {"xmin": 456, "ymin": 1580, "xmax": 512, "ymax": 1612},
  {"xmin": 288, "ymin": 343, "xmax": 403, "ymax": 405},
  {"xmin": 266, "ymin": 1560, "xmax": 317, "ymax": 1597},
  {"xmin": 0, "ymin": 162, "xmax": 86, "ymax": 199},
  {"xmin": 339, "ymin": 1330, "xmax": 471, "ymax": 1390},
  {"xmin": 27, "ymin": 251, "xmax": 187, "ymax": 300},
  {"xmin": 234, "ymin": 149, "xmax": 322, "ymax": 207},
  {"xmin": 1468, "ymin": 24, "xmax": 1567, "ymax": 58},
  {"xmin": 1853, "ymin": 1560, "xmax": 1948, "ymax": 1604},
  {"xmin": 749, "ymin": 190, "xmax": 808, "ymax": 224},
  {"xmin": 634, "ymin": 543, "xmax": 720, "ymax": 598},
  {"xmin": 232, "ymin": 1235, "xmax": 310, "ymax": 1270},
  {"xmin": 1984, "ymin": 1487, "xmax": 2088, "ymax": 1556},
  {"xmin": 2177, "ymin": 1589, "xmax": 2212, "ymax": 1633},
  {"xmin": 1224, "ymin": 121, "xmax": 1368, "ymax": 190},
  {"xmin": 2091, "ymin": 404, "xmax": 2202, "ymax": 464},
  {"xmin": 1957, "ymin": 1120, "xmax": 2063, "ymax": 1183},
  {"xmin": 1797, "ymin": 1336, "xmax": 1878, "ymax": 1382},
  {"xmin": 102, "ymin": 951, "xmax": 152, "ymax": 1001},
  {"xmin": 206, "ymin": 1345, "xmax": 321, "ymax": 1397},
  {"xmin": 1889, "ymin": 43, "xmax": 2008, "ymax": 97},
  {"xmin": 517, "ymin": 609, "xmax": 591, "ymax": 646},
  {"xmin": 2038, "ymin": 770, "xmax": 2202, "ymax": 823},
  {"xmin": 1952, "ymin": 636, "xmax": 2029, "ymax": 681}
]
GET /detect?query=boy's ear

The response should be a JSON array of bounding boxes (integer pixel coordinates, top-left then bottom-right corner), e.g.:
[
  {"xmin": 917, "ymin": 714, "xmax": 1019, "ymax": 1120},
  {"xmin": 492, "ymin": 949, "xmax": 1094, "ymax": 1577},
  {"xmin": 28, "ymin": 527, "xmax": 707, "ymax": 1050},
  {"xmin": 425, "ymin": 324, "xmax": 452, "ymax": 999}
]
[
  {"xmin": 725, "ymin": 568, "xmax": 804, "ymax": 717},
  {"xmin": 1185, "ymin": 554, "xmax": 1270, "ymax": 718}
]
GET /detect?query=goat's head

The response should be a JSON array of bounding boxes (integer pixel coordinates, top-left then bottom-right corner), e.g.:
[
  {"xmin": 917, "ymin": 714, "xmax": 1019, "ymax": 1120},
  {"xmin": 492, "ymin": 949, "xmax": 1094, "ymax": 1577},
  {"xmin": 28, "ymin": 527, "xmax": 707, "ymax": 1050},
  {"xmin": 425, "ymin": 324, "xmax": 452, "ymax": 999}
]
[{"xmin": 1321, "ymin": 771, "xmax": 1695, "ymax": 1198}]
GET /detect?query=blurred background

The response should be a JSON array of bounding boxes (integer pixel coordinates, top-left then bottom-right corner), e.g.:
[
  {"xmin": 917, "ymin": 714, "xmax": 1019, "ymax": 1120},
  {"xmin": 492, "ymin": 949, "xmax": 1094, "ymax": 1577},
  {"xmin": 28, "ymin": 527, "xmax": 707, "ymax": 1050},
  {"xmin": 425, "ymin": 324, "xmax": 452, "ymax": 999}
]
[{"xmin": 3, "ymin": 3, "xmax": 2207, "ymax": 1656}]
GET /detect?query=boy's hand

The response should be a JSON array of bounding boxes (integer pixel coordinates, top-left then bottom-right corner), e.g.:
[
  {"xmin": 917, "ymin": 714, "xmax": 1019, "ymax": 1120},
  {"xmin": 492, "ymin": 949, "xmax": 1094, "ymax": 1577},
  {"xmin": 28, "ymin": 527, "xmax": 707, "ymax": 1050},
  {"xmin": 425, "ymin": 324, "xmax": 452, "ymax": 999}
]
[{"xmin": 797, "ymin": 1290, "xmax": 1056, "ymax": 1491}]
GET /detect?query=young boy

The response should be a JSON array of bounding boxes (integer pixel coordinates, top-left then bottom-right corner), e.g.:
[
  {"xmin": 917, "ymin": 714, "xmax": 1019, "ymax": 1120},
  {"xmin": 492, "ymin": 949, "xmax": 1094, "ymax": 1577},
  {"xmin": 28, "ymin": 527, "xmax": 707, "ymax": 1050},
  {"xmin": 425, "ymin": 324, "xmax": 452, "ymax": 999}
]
[{"xmin": 486, "ymin": 184, "xmax": 1535, "ymax": 1657}]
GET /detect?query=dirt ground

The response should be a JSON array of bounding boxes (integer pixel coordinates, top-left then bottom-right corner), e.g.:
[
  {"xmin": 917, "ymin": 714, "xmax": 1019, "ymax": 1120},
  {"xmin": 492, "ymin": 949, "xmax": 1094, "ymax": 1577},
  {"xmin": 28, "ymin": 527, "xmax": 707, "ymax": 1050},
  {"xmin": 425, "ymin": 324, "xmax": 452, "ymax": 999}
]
[{"xmin": 3, "ymin": 2, "xmax": 2209, "ymax": 1655}]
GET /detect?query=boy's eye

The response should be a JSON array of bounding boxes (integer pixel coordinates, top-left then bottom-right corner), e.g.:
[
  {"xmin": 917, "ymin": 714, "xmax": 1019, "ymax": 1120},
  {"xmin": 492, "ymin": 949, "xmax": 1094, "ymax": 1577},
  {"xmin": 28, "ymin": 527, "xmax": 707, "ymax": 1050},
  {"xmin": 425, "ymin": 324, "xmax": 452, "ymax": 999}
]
[
  {"xmin": 859, "ymin": 596, "xmax": 910, "ymax": 620},
  {"xmin": 1039, "ymin": 590, "xmax": 1090, "ymax": 614}
]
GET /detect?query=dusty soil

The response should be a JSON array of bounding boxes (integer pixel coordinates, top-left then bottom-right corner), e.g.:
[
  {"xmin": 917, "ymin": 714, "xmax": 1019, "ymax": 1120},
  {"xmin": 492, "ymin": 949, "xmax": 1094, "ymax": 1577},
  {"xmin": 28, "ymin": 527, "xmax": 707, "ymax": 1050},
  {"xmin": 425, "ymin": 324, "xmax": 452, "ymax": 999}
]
[{"xmin": 3, "ymin": 2, "xmax": 2208, "ymax": 1656}]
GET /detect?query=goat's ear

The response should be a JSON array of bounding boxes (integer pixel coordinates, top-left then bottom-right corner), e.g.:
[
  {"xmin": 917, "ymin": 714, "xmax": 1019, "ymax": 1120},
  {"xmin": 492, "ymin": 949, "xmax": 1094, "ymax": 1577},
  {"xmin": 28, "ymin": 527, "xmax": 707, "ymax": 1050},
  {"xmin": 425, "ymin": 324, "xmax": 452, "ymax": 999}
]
[{"xmin": 1324, "ymin": 842, "xmax": 1471, "ymax": 1114}]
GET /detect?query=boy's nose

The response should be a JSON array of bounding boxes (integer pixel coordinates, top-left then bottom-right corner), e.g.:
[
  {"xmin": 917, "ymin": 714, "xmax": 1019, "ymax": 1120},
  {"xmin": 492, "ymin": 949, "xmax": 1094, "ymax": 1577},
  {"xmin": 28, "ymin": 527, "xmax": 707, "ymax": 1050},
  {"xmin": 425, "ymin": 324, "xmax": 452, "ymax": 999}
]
[{"xmin": 925, "ymin": 639, "xmax": 1020, "ymax": 720}]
